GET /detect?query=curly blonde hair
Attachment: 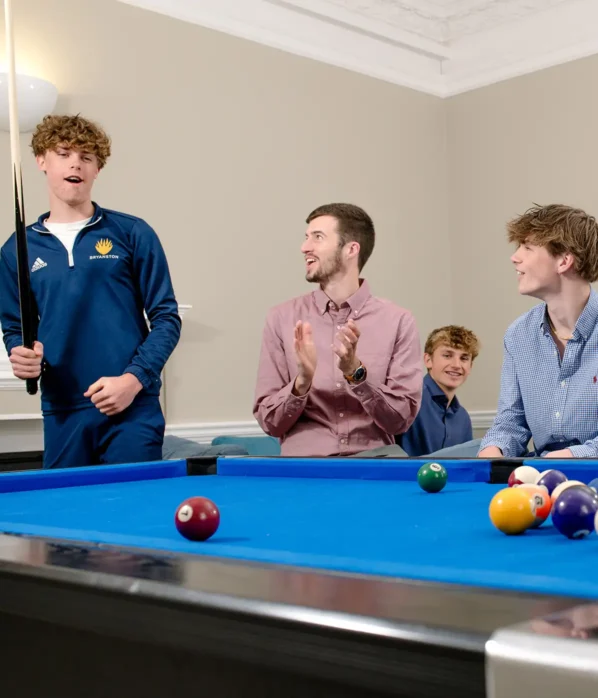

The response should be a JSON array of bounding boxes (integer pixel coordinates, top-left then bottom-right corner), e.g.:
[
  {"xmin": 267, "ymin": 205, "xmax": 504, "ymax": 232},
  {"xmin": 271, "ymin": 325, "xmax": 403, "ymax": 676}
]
[
  {"xmin": 424, "ymin": 325, "xmax": 480, "ymax": 361},
  {"xmin": 30, "ymin": 114, "xmax": 111, "ymax": 169}
]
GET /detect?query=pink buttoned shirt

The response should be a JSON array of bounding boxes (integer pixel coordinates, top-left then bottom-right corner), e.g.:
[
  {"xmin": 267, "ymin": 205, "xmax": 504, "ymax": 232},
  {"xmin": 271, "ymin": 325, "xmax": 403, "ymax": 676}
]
[{"xmin": 253, "ymin": 280, "xmax": 422, "ymax": 456}]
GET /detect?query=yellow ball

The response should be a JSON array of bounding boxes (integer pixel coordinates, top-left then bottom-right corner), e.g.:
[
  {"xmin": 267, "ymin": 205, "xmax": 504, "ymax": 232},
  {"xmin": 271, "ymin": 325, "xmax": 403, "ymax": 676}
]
[{"xmin": 489, "ymin": 487, "xmax": 536, "ymax": 535}]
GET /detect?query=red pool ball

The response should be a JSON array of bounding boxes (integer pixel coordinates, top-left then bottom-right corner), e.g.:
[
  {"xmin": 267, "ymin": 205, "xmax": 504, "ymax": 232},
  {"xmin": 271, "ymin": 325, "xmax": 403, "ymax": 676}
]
[
  {"xmin": 175, "ymin": 497, "xmax": 220, "ymax": 541},
  {"xmin": 508, "ymin": 465, "xmax": 540, "ymax": 487}
]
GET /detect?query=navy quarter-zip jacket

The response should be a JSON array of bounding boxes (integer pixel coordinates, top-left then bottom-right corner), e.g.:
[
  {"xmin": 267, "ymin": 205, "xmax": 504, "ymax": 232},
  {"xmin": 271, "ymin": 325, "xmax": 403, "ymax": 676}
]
[{"xmin": 0, "ymin": 203, "xmax": 181, "ymax": 413}]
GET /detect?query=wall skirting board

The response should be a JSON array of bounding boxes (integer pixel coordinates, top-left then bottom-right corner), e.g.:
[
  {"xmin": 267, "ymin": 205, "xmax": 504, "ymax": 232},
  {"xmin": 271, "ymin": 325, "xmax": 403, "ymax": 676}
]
[
  {"xmin": 0, "ymin": 411, "xmax": 497, "ymax": 453},
  {"xmin": 0, "ymin": 414, "xmax": 44, "ymax": 453}
]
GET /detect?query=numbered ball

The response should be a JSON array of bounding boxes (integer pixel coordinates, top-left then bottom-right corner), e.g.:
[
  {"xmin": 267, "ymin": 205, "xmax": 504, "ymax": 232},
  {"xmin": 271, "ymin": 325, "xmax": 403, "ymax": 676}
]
[
  {"xmin": 417, "ymin": 462, "xmax": 448, "ymax": 493},
  {"xmin": 175, "ymin": 496, "xmax": 220, "ymax": 541},
  {"xmin": 535, "ymin": 469, "xmax": 567, "ymax": 495},
  {"xmin": 517, "ymin": 483, "xmax": 551, "ymax": 528},
  {"xmin": 508, "ymin": 465, "xmax": 540, "ymax": 487},
  {"xmin": 489, "ymin": 487, "xmax": 536, "ymax": 535},
  {"xmin": 552, "ymin": 487, "xmax": 598, "ymax": 539}
]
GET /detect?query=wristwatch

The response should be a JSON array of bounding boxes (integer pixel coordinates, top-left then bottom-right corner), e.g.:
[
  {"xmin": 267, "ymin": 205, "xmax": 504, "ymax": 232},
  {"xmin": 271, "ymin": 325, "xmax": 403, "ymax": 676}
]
[{"xmin": 344, "ymin": 363, "xmax": 367, "ymax": 384}]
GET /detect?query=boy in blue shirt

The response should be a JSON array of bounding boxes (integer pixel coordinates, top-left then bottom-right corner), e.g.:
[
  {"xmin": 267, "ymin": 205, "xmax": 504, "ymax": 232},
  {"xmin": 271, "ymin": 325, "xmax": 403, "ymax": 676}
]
[
  {"xmin": 479, "ymin": 204, "xmax": 598, "ymax": 459},
  {"xmin": 0, "ymin": 114, "xmax": 181, "ymax": 468},
  {"xmin": 397, "ymin": 325, "xmax": 479, "ymax": 456}
]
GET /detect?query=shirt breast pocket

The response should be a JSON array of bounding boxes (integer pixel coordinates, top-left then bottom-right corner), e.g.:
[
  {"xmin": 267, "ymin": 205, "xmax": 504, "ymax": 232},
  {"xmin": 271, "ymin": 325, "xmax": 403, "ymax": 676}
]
[{"xmin": 570, "ymin": 371, "xmax": 598, "ymax": 420}]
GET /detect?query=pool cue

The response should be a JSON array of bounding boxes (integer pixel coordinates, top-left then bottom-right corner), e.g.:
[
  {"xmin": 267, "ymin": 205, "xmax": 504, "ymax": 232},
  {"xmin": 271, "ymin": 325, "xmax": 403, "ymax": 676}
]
[{"xmin": 4, "ymin": 0, "xmax": 39, "ymax": 395}]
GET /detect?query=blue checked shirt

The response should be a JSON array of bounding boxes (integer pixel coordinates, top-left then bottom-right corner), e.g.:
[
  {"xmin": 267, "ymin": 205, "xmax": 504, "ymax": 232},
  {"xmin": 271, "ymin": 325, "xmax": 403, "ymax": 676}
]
[{"xmin": 480, "ymin": 289, "xmax": 598, "ymax": 457}]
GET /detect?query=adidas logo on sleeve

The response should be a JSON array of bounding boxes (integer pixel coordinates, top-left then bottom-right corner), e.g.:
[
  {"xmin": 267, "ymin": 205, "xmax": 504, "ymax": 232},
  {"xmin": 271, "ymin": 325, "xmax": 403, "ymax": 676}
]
[{"xmin": 31, "ymin": 258, "xmax": 47, "ymax": 273}]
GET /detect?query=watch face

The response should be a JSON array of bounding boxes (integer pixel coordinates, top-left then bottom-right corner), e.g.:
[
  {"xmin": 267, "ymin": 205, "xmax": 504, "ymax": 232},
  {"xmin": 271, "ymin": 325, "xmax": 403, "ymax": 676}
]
[{"xmin": 354, "ymin": 366, "xmax": 366, "ymax": 381}]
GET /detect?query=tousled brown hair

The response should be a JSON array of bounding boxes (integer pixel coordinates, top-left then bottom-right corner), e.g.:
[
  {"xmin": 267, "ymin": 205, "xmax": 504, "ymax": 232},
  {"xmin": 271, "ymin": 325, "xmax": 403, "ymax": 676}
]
[
  {"xmin": 306, "ymin": 203, "xmax": 375, "ymax": 271},
  {"xmin": 31, "ymin": 114, "xmax": 112, "ymax": 169},
  {"xmin": 507, "ymin": 203, "xmax": 598, "ymax": 282}
]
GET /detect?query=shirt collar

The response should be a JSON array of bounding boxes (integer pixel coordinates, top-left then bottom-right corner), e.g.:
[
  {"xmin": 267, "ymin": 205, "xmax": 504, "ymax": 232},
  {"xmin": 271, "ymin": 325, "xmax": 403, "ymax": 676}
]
[
  {"xmin": 540, "ymin": 287, "xmax": 598, "ymax": 341},
  {"xmin": 424, "ymin": 373, "xmax": 461, "ymax": 412},
  {"xmin": 314, "ymin": 279, "xmax": 371, "ymax": 316},
  {"xmin": 31, "ymin": 202, "xmax": 103, "ymax": 234}
]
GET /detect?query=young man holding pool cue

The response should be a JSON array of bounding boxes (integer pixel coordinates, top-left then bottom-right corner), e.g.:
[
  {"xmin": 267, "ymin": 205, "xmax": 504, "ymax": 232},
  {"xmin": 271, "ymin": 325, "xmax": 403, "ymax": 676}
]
[{"xmin": 0, "ymin": 114, "xmax": 181, "ymax": 468}]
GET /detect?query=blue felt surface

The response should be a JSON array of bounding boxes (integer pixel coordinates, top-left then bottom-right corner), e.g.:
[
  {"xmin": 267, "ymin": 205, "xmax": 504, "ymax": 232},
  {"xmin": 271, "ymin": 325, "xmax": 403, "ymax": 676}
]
[
  {"xmin": 217, "ymin": 457, "xmax": 491, "ymax": 481},
  {"xmin": 217, "ymin": 457, "xmax": 598, "ymax": 483},
  {"xmin": 0, "ymin": 460, "xmax": 187, "ymax": 493},
  {"xmin": 1, "ymin": 474, "xmax": 598, "ymax": 600}
]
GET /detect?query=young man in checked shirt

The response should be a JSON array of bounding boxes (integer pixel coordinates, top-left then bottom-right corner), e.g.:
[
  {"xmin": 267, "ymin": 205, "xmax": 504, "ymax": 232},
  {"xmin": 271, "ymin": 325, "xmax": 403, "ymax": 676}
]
[
  {"xmin": 253, "ymin": 203, "xmax": 422, "ymax": 457},
  {"xmin": 479, "ymin": 203, "xmax": 598, "ymax": 459}
]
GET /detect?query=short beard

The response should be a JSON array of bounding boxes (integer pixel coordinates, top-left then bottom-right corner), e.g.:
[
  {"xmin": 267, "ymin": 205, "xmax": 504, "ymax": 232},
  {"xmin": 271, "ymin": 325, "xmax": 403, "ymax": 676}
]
[{"xmin": 306, "ymin": 248, "xmax": 344, "ymax": 284}]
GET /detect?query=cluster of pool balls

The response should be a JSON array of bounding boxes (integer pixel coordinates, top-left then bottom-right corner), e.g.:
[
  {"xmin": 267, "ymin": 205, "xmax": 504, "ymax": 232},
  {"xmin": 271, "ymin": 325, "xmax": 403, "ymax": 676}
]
[
  {"xmin": 489, "ymin": 466, "xmax": 598, "ymax": 538},
  {"xmin": 173, "ymin": 465, "xmax": 598, "ymax": 542},
  {"xmin": 174, "ymin": 496, "xmax": 220, "ymax": 541}
]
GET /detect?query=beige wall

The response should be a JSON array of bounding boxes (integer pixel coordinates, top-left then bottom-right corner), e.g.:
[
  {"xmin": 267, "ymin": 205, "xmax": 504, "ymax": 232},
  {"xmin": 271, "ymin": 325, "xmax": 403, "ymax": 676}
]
[
  {"xmin": 0, "ymin": 0, "xmax": 450, "ymax": 424},
  {"xmin": 447, "ymin": 55, "xmax": 598, "ymax": 412},
  {"xmin": 4, "ymin": 0, "xmax": 598, "ymax": 433}
]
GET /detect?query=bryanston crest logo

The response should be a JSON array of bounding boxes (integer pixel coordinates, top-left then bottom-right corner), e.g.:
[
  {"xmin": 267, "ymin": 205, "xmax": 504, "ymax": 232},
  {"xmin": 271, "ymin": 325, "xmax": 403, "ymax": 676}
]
[{"xmin": 90, "ymin": 238, "xmax": 119, "ymax": 260}]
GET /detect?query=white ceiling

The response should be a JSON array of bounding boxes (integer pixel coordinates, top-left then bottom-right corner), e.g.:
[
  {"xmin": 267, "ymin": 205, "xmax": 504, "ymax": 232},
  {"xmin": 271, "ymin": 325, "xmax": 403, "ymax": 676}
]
[
  {"xmin": 306, "ymin": 0, "xmax": 573, "ymax": 42},
  {"xmin": 118, "ymin": 0, "xmax": 598, "ymax": 96}
]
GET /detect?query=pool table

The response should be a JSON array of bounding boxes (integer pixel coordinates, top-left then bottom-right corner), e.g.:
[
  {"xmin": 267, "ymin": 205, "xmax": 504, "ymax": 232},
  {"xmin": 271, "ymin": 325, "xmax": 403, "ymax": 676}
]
[{"xmin": 1, "ymin": 455, "xmax": 598, "ymax": 698}]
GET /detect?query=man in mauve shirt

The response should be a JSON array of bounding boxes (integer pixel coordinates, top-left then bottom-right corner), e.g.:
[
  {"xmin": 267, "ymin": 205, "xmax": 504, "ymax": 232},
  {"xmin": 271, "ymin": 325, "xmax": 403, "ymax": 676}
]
[{"xmin": 253, "ymin": 203, "xmax": 422, "ymax": 457}]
